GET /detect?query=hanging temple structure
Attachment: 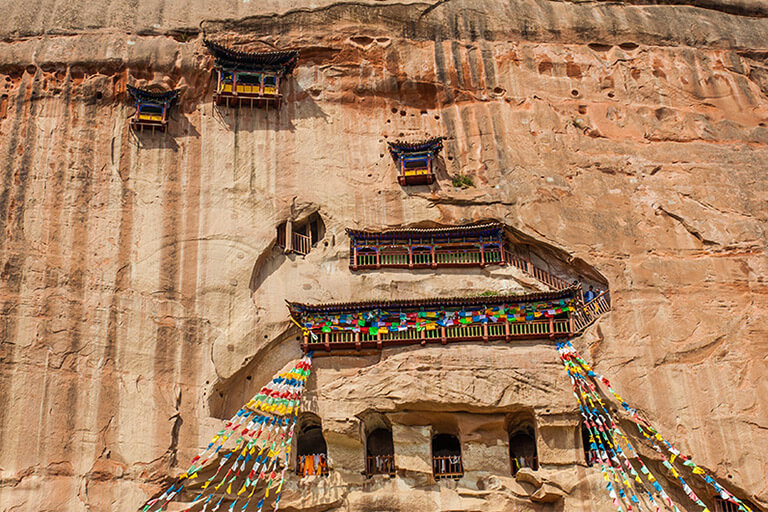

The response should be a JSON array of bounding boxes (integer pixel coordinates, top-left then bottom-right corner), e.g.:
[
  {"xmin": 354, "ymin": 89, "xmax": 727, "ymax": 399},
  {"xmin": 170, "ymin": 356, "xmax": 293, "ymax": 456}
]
[{"xmin": 0, "ymin": 1, "xmax": 767, "ymax": 512}]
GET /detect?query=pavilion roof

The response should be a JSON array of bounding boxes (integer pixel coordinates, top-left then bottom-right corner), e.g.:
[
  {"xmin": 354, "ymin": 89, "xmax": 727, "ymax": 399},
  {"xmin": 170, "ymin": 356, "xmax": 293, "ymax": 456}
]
[
  {"xmin": 127, "ymin": 85, "xmax": 181, "ymax": 104},
  {"xmin": 204, "ymin": 40, "xmax": 299, "ymax": 74},
  {"xmin": 287, "ymin": 287, "xmax": 577, "ymax": 316},
  {"xmin": 346, "ymin": 222, "xmax": 503, "ymax": 241},
  {"xmin": 387, "ymin": 136, "xmax": 443, "ymax": 158}
]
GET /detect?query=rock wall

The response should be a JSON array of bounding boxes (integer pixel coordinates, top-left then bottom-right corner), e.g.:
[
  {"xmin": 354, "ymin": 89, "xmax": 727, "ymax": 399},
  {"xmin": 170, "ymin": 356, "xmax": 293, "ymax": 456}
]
[{"xmin": 0, "ymin": 1, "xmax": 766, "ymax": 510}]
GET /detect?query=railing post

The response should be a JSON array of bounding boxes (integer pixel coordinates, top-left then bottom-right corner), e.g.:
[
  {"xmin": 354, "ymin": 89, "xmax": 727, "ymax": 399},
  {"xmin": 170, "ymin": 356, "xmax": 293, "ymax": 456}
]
[
  {"xmin": 480, "ymin": 244, "xmax": 486, "ymax": 267},
  {"xmin": 352, "ymin": 246, "xmax": 358, "ymax": 270},
  {"xmin": 377, "ymin": 331, "xmax": 382, "ymax": 350},
  {"xmin": 441, "ymin": 326, "xmax": 447, "ymax": 345},
  {"xmin": 233, "ymin": 71, "xmax": 238, "ymax": 96},
  {"xmin": 324, "ymin": 332, "xmax": 330, "ymax": 352},
  {"xmin": 355, "ymin": 331, "xmax": 361, "ymax": 351},
  {"xmin": 420, "ymin": 328, "xmax": 426, "ymax": 346},
  {"xmin": 504, "ymin": 320, "xmax": 510, "ymax": 342},
  {"xmin": 285, "ymin": 220, "xmax": 294, "ymax": 254},
  {"xmin": 482, "ymin": 323, "xmax": 488, "ymax": 341},
  {"xmin": 548, "ymin": 317, "xmax": 555, "ymax": 339},
  {"xmin": 376, "ymin": 247, "xmax": 381, "ymax": 269},
  {"xmin": 431, "ymin": 246, "xmax": 437, "ymax": 269},
  {"xmin": 408, "ymin": 246, "xmax": 414, "ymax": 269},
  {"xmin": 569, "ymin": 314, "xmax": 575, "ymax": 335}
]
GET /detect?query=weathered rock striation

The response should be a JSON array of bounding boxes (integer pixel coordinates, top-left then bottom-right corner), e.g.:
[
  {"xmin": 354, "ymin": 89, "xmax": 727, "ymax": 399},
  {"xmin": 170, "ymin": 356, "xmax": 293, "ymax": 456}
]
[{"xmin": 0, "ymin": 1, "xmax": 766, "ymax": 510}]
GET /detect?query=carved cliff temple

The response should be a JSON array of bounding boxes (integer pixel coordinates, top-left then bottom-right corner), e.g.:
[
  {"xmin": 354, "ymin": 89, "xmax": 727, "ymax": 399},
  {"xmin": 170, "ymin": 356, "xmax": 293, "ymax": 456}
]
[
  {"xmin": 287, "ymin": 289, "xmax": 578, "ymax": 354},
  {"xmin": 127, "ymin": 85, "xmax": 180, "ymax": 132},
  {"xmin": 432, "ymin": 434, "xmax": 463, "ymax": 480},
  {"xmin": 347, "ymin": 223, "xmax": 506, "ymax": 270},
  {"xmin": 296, "ymin": 413, "xmax": 329, "ymax": 477},
  {"xmin": 276, "ymin": 213, "xmax": 325, "ymax": 256},
  {"xmin": 204, "ymin": 39, "xmax": 298, "ymax": 109},
  {"xmin": 388, "ymin": 137, "xmax": 443, "ymax": 186}
]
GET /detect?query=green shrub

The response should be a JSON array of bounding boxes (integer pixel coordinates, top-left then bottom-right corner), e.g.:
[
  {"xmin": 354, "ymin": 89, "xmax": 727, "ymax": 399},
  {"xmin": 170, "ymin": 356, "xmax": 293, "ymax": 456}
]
[{"xmin": 452, "ymin": 174, "xmax": 474, "ymax": 188}]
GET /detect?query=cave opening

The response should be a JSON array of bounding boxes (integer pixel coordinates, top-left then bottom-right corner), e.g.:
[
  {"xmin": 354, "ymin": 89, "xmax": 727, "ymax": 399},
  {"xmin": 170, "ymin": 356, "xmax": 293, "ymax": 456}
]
[
  {"xmin": 365, "ymin": 428, "xmax": 395, "ymax": 477},
  {"xmin": 296, "ymin": 413, "xmax": 329, "ymax": 477},
  {"xmin": 509, "ymin": 427, "xmax": 538, "ymax": 475},
  {"xmin": 432, "ymin": 433, "xmax": 463, "ymax": 480}
]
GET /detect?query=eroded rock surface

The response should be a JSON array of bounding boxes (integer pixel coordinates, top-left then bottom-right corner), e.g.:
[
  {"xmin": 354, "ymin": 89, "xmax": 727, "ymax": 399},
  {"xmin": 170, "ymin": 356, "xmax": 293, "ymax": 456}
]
[{"xmin": 0, "ymin": 1, "xmax": 766, "ymax": 511}]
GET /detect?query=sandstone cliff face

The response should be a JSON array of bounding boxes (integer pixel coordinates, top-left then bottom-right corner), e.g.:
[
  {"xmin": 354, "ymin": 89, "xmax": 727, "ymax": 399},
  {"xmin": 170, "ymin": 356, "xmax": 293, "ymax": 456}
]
[{"xmin": 0, "ymin": 1, "xmax": 766, "ymax": 511}]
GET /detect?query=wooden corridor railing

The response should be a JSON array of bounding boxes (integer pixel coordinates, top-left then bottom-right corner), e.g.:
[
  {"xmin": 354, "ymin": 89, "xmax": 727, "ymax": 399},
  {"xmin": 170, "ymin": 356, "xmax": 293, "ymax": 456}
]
[
  {"xmin": 432, "ymin": 456, "xmax": 463, "ymax": 479},
  {"xmin": 302, "ymin": 318, "xmax": 572, "ymax": 353},
  {"xmin": 351, "ymin": 243, "xmax": 505, "ymax": 269},
  {"xmin": 572, "ymin": 292, "xmax": 611, "ymax": 334},
  {"xmin": 504, "ymin": 249, "xmax": 572, "ymax": 291}
]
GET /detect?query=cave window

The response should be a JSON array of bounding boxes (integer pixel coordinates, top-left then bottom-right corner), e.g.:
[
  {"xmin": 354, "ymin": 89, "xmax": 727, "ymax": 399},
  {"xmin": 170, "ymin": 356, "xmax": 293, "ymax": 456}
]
[
  {"xmin": 276, "ymin": 214, "xmax": 325, "ymax": 256},
  {"xmin": 509, "ymin": 427, "xmax": 538, "ymax": 475},
  {"xmin": 365, "ymin": 428, "xmax": 395, "ymax": 477},
  {"xmin": 432, "ymin": 433, "xmax": 463, "ymax": 480},
  {"xmin": 582, "ymin": 422, "xmax": 598, "ymax": 467},
  {"xmin": 296, "ymin": 414, "xmax": 329, "ymax": 477}
]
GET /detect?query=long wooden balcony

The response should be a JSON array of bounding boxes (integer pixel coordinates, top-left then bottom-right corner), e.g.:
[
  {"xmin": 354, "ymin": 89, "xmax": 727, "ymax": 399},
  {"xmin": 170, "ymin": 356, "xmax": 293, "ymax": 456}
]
[
  {"xmin": 301, "ymin": 317, "xmax": 573, "ymax": 353},
  {"xmin": 351, "ymin": 243, "xmax": 505, "ymax": 269}
]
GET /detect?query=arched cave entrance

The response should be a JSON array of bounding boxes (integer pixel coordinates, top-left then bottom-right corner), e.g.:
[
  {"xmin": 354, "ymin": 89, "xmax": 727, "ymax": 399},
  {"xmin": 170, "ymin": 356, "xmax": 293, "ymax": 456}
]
[
  {"xmin": 366, "ymin": 428, "xmax": 395, "ymax": 477},
  {"xmin": 432, "ymin": 433, "xmax": 463, "ymax": 480},
  {"xmin": 509, "ymin": 427, "xmax": 538, "ymax": 475},
  {"xmin": 296, "ymin": 414, "xmax": 329, "ymax": 477}
]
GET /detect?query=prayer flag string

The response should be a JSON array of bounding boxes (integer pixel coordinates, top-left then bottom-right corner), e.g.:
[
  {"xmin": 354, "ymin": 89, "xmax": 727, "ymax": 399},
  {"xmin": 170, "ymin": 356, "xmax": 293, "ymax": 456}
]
[
  {"xmin": 557, "ymin": 341, "xmax": 753, "ymax": 512},
  {"xmin": 140, "ymin": 353, "xmax": 313, "ymax": 512}
]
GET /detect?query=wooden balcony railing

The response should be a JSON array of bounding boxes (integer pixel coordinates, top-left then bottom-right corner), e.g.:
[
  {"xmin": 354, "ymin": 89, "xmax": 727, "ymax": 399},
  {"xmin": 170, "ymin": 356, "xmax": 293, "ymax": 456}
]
[
  {"xmin": 292, "ymin": 232, "xmax": 311, "ymax": 256},
  {"xmin": 302, "ymin": 317, "xmax": 573, "ymax": 353},
  {"xmin": 351, "ymin": 243, "xmax": 506, "ymax": 270},
  {"xmin": 511, "ymin": 455, "xmax": 538, "ymax": 475},
  {"xmin": 433, "ymin": 456, "xmax": 463, "ymax": 479},
  {"xmin": 571, "ymin": 292, "xmax": 611, "ymax": 334},
  {"xmin": 365, "ymin": 454, "xmax": 396, "ymax": 477},
  {"xmin": 297, "ymin": 453, "xmax": 329, "ymax": 477}
]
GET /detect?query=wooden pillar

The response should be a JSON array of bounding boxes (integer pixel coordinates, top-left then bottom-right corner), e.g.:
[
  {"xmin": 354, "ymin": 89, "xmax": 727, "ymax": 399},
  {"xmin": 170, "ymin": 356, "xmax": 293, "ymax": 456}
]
[
  {"xmin": 285, "ymin": 220, "xmax": 293, "ymax": 254},
  {"xmin": 376, "ymin": 247, "xmax": 381, "ymax": 269},
  {"xmin": 440, "ymin": 327, "xmax": 447, "ymax": 345},
  {"xmin": 431, "ymin": 246, "xmax": 437, "ymax": 269},
  {"xmin": 355, "ymin": 331, "xmax": 361, "ymax": 351},
  {"xmin": 482, "ymin": 323, "xmax": 488, "ymax": 341},
  {"xmin": 408, "ymin": 246, "xmax": 413, "ymax": 269},
  {"xmin": 480, "ymin": 244, "xmax": 486, "ymax": 267},
  {"xmin": 568, "ymin": 314, "xmax": 574, "ymax": 335},
  {"xmin": 548, "ymin": 317, "xmax": 555, "ymax": 339},
  {"xmin": 376, "ymin": 331, "xmax": 382, "ymax": 350},
  {"xmin": 500, "ymin": 241, "xmax": 507, "ymax": 266},
  {"xmin": 504, "ymin": 320, "xmax": 510, "ymax": 342},
  {"xmin": 352, "ymin": 246, "xmax": 358, "ymax": 270},
  {"xmin": 420, "ymin": 328, "xmax": 426, "ymax": 346},
  {"xmin": 323, "ymin": 332, "xmax": 330, "ymax": 352},
  {"xmin": 232, "ymin": 71, "xmax": 238, "ymax": 96}
]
